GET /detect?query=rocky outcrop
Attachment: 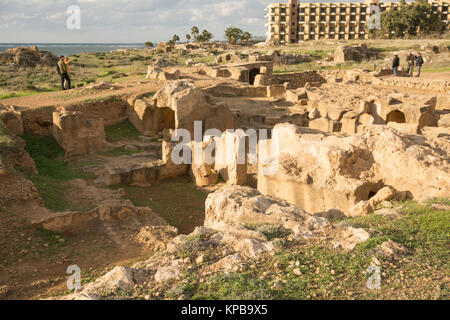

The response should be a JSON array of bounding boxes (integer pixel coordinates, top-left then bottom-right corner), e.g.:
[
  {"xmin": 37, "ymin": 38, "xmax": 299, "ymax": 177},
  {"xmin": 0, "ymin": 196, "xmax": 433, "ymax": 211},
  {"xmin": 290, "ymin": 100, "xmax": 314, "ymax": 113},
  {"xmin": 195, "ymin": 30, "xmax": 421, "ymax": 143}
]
[
  {"xmin": 258, "ymin": 123, "xmax": 450, "ymax": 215},
  {"xmin": 52, "ymin": 109, "xmax": 109, "ymax": 157},
  {"xmin": 0, "ymin": 46, "xmax": 58, "ymax": 67},
  {"xmin": 205, "ymin": 185, "xmax": 329, "ymax": 239},
  {"xmin": 334, "ymin": 45, "xmax": 375, "ymax": 63},
  {"xmin": 0, "ymin": 105, "xmax": 24, "ymax": 136},
  {"xmin": 146, "ymin": 66, "xmax": 180, "ymax": 80}
]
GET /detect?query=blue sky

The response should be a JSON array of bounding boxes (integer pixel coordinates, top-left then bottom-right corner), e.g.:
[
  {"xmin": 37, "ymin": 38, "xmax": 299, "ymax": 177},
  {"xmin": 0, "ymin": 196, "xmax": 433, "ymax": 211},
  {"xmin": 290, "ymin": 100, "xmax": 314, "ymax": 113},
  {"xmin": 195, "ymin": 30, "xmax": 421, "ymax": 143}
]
[{"xmin": 0, "ymin": 0, "xmax": 277, "ymax": 43}]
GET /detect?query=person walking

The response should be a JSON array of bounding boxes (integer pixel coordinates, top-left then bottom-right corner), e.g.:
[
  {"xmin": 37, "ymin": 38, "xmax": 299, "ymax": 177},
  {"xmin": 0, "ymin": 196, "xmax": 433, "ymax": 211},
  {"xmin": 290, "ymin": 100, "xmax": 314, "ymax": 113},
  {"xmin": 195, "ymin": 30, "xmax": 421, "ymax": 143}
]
[
  {"xmin": 57, "ymin": 56, "xmax": 71, "ymax": 91},
  {"xmin": 415, "ymin": 53, "xmax": 424, "ymax": 78},
  {"xmin": 406, "ymin": 52, "xmax": 416, "ymax": 76},
  {"xmin": 392, "ymin": 53, "xmax": 400, "ymax": 77}
]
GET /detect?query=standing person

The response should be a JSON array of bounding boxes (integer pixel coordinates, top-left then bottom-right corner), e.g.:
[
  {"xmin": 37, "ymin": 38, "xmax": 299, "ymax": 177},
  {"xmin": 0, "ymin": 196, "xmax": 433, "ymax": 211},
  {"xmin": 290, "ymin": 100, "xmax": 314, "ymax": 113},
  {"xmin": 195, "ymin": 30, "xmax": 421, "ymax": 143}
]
[
  {"xmin": 57, "ymin": 56, "xmax": 71, "ymax": 91},
  {"xmin": 64, "ymin": 56, "xmax": 74, "ymax": 90},
  {"xmin": 392, "ymin": 53, "xmax": 400, "ymax": 77},
  {"xmin": 415, "ymin": 53, "xmax": 424, "ymax": 78},
  {"xmin": 406, "ymin": 52, "xmax": 415, "ymax": 76}
]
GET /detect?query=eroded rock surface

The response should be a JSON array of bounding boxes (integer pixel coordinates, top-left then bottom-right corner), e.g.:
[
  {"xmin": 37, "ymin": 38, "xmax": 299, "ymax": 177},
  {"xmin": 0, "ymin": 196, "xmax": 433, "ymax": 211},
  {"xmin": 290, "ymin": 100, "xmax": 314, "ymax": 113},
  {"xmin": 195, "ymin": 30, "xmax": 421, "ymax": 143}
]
[{"xmin": 258, "ymin": 123, "xmax": 450, "ymax": 215}]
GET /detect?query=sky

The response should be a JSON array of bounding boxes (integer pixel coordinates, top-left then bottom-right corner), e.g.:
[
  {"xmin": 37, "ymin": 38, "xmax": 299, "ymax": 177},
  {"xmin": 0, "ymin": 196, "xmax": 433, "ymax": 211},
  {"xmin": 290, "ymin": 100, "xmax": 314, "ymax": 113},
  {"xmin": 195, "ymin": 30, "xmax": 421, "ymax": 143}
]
[{"xmin": 0, "ymin": 0, "xmax": 278, "ymax": 43}]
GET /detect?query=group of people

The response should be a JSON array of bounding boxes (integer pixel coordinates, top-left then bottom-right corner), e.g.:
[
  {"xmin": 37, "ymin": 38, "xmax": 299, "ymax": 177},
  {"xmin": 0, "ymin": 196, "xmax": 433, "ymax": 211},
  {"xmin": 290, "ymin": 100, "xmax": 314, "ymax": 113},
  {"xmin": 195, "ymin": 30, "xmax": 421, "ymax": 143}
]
[
  {"xmin": 56, "ymin": 56, "xmax": 73, "ymax": 91},
  {"xmin": 392, "ymin": 52, "xmax": 424, "ymax": 77}
]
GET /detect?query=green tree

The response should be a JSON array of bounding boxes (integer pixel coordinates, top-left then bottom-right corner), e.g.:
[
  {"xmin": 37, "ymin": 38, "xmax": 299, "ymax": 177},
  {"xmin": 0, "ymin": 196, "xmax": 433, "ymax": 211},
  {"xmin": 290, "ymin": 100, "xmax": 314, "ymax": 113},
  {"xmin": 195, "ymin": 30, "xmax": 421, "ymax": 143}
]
[
  {"xmin": 225, "ymin": 26, "xmax": 244, "ymax": 44},
  {"xmin": 186, "ymin": 34, "xmax": 191, "ymax": 43},
  {"xmin": 241, "ymin": 31, "xmax": 252, "ymax": 43},
  {"xmin": 381, "ymin": 0, "xmax": 443, "ymax": 38},
  {"xmin": 144, "ymin": 41, "xmax": 154, "ymax": 48},
  {"xmin": 197, "ymin": 30, "xmax": 214, "ymax": 42},
  {"xmin": 172, "ymin": 34, "xmax": 180, "ymax": 43},
  {"xmin": 191, "ymin": 26, "xmax": 200, "ymax": 41}
]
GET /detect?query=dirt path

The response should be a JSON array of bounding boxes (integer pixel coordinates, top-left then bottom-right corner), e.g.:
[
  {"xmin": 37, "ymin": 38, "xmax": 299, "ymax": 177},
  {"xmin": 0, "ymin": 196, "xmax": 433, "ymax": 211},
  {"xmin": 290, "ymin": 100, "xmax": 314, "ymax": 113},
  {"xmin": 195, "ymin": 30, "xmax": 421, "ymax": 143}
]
[{"xmin": 0, "ymin": 81, "xmax": 165, "ymax": 109}]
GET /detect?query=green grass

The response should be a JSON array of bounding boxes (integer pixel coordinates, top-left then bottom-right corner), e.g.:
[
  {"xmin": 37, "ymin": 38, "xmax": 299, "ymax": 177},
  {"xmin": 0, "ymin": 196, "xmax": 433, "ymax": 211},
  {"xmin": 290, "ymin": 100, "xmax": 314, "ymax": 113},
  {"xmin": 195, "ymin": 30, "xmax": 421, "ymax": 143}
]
[
  {"xmin": 422, "ymin": 66, "xmax": 450, "ymax": 73},
  {"xmin": 371, "ymin": 45, "xmax": 421, "ymax": 53},
  {"xmin": 22, "ymin": 134, "xmax": 85, "ymax": 211},
  {"xmin": 169, "ymin": 199, "xmax": 449, "ymax": 300},
  {"xmin": 104, "ymin": 121, "xmax": 142, "ymax": 142},
  {"xmin": 347, "ymin": 200, "xmax": 450, "ymax": 265},
  {"xmin": 0, "ymin": 89, "xmax": 57, "ymax": 100},
  {"xmin": 23, "ymin": 134, "xmax": 82, "ymax": 180}
]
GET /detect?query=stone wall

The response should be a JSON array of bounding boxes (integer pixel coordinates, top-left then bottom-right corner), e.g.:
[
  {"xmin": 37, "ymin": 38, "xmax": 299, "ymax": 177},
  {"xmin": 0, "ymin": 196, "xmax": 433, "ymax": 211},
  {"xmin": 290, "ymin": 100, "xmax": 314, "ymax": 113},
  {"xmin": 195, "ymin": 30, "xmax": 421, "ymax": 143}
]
[
  {"xmin": 271, "ymin": 71, "xmax": 327, "ymax": 89},
  {"xmin": 52, "ymin": 109, "xmax": 109, "ymax": 157},
  {"xmin": 63, "ymin": 96, "xmax": 130, "ymax": 127}
]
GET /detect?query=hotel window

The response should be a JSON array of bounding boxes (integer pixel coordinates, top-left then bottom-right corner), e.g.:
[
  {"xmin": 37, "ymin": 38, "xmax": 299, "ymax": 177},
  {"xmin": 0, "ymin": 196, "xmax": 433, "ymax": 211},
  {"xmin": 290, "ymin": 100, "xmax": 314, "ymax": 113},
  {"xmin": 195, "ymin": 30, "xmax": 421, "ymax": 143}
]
[
  {"xmin": 320, "ymin": 7, "xmax": 326, "ymax": 14},
  {"xmin": 339, "ymin": 26, "xmax": 345, "ymax": 33},
  {"xmin": 311, "ymin": 7, "xmax": 316, "ymax": 15},
  {"xmin": 321, "ymin": 15, "xmax": 326, "ymax": 22},
  {"xmin": 281, "ymin": 16, "xmax": 286, "ymax": 22},
  {"xmin": 350, "ymin": 15, "xmax": 356, "ymax": 21},
  {"xmin": 300, "ymin": 16, "xmax": 305, "ymax": 22},
  {"xmin": 331, "ymin": 7, "xmax": 336, "ymax": 14},
  {"xmin": 300, "ymin": 7, "xmax": 305, "ymax": 14},
  {"xmin": 339, "ymin": 34, "xmax": 345, "ymax": 39},
  {"xmin": 271, "ymin": 17, "xmax": 275, "ymax": 22},
  {"xmin": 330, "ymin": 26, "xmax": 335, "ymax": 33},
  {"xmin": 360, "ymin": 15, "xmax": 366, "ymax": 22},
  {"xmin": 351, "ymin": 6, "xmax": 356, "ymax": 13},
  {"xmin": 281, "ymin": 27, "xmax": 285, "ymax": 32},
  {"xmin": 320, "ymin": 26, "xmax": 325, "ymax": 32},
  {"xmin": 350, "ymin": 26, "xmax": 355, "ymax": 32},
  {"xmin": 341, "ymin": 15, "xmax": 346, "ymax": 21},
  {"xmin": 331, "ymin": 15, "xmax": 336, "ymax": 22},
  {"xmin": 300, "ymin": 26, "xmax": 305, "ymax": 32},
  {"xmin": 281, "ymin": 8, "xmax": 286, "ymax": 14}
]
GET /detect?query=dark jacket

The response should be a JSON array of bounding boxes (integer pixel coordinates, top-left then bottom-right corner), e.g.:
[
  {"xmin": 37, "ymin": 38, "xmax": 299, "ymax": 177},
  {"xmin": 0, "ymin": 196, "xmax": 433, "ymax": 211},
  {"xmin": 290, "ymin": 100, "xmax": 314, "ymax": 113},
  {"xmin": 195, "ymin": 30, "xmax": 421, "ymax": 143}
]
[
  {"xmin": 415, "ymin": 56, "xmax": 424, "ymax": 67},
  {"xmin": 407, "ymin": 54, "xmax": 416, "ymax": 63},
  {"xmin": 392, "ymin": 56, "xmax": 400, "ymax": 68}
]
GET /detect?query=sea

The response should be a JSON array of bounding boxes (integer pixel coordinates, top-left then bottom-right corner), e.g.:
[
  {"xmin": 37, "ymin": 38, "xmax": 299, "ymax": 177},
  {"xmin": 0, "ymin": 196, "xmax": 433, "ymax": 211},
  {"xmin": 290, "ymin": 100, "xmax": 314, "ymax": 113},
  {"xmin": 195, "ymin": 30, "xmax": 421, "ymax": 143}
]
[{"xmin": 0, "ymin": 43, "xmax": 146, "ymax": 56}]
